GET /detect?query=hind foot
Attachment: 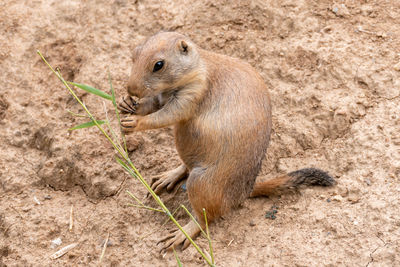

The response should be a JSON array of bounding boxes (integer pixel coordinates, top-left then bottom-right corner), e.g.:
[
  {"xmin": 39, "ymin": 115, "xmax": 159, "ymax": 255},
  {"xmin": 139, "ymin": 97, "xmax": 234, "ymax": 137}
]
[
  {"xmin": 150, "ymin": 164, "xmax": 188, "ymax": 195},
  {"xmin": 157, "ymin": 220, "xmax": 201, "ymax": 252}
]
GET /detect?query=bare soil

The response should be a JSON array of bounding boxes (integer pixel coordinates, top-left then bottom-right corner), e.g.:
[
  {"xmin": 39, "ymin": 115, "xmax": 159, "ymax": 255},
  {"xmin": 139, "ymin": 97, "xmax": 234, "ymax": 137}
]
[{"xmin": 1, "ymin": 0, "xmax": 399, "ymax": 266}]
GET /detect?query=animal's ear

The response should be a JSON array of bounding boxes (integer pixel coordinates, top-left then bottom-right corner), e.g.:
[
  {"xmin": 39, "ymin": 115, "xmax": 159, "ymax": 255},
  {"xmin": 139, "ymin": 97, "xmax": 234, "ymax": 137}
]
[
  {"xmin": 179, "ymin": 40, "xmax": 189, "ymax": 54},
  {"xmin": 131, "ymin": 45, "xmax": 142, "ymax": 62}
]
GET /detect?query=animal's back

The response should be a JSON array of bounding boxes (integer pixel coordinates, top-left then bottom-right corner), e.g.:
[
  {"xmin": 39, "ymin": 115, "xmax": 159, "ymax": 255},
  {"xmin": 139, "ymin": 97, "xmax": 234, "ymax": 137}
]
[{"xmin": 175, "ymin": 49, "xmax": 272, "ymax": 209}]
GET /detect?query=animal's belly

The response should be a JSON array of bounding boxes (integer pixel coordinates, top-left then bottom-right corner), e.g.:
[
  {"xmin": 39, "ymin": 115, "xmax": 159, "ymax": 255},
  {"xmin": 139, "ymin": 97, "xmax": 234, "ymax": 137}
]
[{"xmin": 174, "ymin": 120, "xmax": 210, "ymax": 169}]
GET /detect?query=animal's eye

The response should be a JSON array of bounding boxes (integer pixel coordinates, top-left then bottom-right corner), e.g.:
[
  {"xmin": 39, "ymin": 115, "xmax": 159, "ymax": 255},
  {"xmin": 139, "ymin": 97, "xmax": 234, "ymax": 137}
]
[{"xmin": 153, "ymin": 60, "xmax": 164, "ymax": 72}]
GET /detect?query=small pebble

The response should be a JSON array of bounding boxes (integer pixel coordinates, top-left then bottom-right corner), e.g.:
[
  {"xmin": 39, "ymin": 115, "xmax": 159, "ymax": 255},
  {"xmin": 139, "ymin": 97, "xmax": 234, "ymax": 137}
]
[
  {"xmin": 21, "ymin": 206, "xmax": 31, "ymax": 212},
  {"xmin": 249, "ymin": 220, "xmax": 256, "ymax": 227},
  {"xmin": 33, "ymin": 196, "xmax": 41, "ymax": 205},
  {"xmin": 331, "ymin": 195, "xmax": 343, "ymax": 202},
  {"xmin": 265, "ymin": 205, "xmax": 278, "ymax": 220},
  {"xmin": 348, "ymin": 194, "xmax": 361, "ymax": 204},
  {"xmin": 394, "ymin": 62, "xmax": 400, "ymax": 71},
  {"xmin": 100, "ymin": 239, "xmax": 113, "ymax": 247},
  {"xmin": 331, "ymin": 4, "xmax": 350, "ymax": 17},
  {"xmin": 265, "ymin": 212, "xmax": 276, "ymax": 220},
  {"xmin": 51, "ymin": 237, "xmax": 62, "ymax": 248}
]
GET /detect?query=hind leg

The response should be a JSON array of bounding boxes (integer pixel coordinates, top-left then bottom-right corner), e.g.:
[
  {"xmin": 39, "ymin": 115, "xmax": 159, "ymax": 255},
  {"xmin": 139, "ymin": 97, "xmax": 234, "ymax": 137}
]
[
  {"xmin": 150, "ymin": 164, "xmax": 188, "ymax": 194},
  {"xmin": 159, "ymin": 167, "xmax": 223, "ymax": 251}
]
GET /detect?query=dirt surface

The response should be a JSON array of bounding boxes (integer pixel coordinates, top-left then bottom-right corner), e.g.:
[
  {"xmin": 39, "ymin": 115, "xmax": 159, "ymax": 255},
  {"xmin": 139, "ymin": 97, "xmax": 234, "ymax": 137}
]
[{"xmin": 1, "ymin": 0, "xmax": 399, "ymax": 266}]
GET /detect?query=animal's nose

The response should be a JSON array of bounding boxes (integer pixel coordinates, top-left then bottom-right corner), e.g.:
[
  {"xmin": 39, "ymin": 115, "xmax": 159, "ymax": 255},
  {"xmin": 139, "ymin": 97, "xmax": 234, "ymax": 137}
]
[{"xmin": 127, "ymin": 82, "xmax": 139, "ymax": 97}]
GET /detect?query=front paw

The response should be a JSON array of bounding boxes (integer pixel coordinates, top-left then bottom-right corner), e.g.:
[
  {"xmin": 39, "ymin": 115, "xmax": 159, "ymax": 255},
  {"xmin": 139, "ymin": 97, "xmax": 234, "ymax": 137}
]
[
  {"xmin": 120, "ymin": 115, "xmax": 139, "ymax": 133},
  {"xmin": 118, "ymin": 95, "xmax": 138, "ymax": 114}
]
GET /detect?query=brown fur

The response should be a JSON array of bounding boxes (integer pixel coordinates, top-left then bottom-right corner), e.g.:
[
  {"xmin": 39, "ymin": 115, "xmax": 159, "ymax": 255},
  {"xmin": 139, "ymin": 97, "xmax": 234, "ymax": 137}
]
[
  {"xmin": 250, "ymin": 175, "xmax": 292, "ymax": 197},
  {"xmin": 119, "ymin": 32, "xmax": 334, "ymax": 250}
]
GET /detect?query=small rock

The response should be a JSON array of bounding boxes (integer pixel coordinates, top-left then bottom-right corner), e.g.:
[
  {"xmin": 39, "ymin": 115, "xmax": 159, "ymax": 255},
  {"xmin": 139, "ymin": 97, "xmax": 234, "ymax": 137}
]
[
  {"xmin": 21, "ymin": 206, "xmax": 31, "ymax": 212},
  {"xmin": 44, "ymin": 195, "xmax": 52, "ymax": 200},
  {"xmin": 249, "ymin": 220, "xmax": 256, "ymax": 227},
  {"xmin": 100, "ymin": 239, "xmax": 113, "ymax": 247},
  {"xmin": 314, "ymin": 211, "xmax": 326, "ymax": 222},
  {"xmin": 181, "ymin": 183, "xmax": 187, "ymax": 191},
  {"xmin": 331, "ymin": 4, "xmax": 350, "ymax": 17},
  {"xmin": 127, "ymin": 136, "xmax": 144, "ymax": 152},
  {"xmin": 348, "ymin": 195, "xmax": 361, "ymax": 204},
  {"xmin": 394, "ymin": 62, "xmax": 400, "ymax": 71},
  {"xmin": 51, "ymin": 237, "xmax": 62, "ymax": 248},
  {"xmin": 265, "ymin": 205, "xmax": 278, "ymax": 220},
  {"xmin": 331, "ymin": 195, "xmax": 343, "ymax": 202},
  {"xmin": 33, "ymin": 196, "xmax": 41, "ymax": 205},
  {"xmin": 376, "ymin": 31, "xmax": 387, "ymax": 38}
]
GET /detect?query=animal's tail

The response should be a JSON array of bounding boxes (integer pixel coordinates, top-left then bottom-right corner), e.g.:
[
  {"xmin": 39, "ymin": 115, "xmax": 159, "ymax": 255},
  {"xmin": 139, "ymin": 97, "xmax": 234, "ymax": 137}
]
[{"xmin": 250, "ymin": 168, "xmax": 336, "ymax": 197}]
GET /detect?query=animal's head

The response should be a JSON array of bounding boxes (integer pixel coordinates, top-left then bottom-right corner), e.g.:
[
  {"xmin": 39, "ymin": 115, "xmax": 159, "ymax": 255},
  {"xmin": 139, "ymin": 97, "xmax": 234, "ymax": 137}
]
[{"xmin": 127, "ymin": 32, "xmax": 203, "ymax": 98}]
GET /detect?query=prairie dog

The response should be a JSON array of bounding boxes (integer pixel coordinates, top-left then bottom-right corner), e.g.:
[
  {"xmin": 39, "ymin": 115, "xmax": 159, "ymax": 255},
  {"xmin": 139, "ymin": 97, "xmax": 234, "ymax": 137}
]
[{"xmin": 119, "ymin": 32, "xmax": 335, "ymax": 251}]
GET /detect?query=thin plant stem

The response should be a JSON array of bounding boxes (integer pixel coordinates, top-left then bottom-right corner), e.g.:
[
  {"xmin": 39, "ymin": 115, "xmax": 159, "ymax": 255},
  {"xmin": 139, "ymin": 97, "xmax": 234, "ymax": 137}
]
[
  {"xmin": 180, "ymin": 205, "xmax": 208, "ymax": 239},
  {"xmin": 127, "ymin": 203, "xmax": 164, "ymax": 213},
  {"xmin": 38, "ymin": 51, "xmax": 125, "ymax": 157},
  {"xmin": 126, "ymin": 190, "xmax": 163, "ymax": 212},
  {"xmin": 203, "ymin": 208, "xmax": 214, "ymax": 265},
  {"xmin": 173, "ymin": 248, "xmax": 183, "ymax": 267},
  {"xmin": 102, "ymin": 100, "xmax": 124, "ymax": 153},
  {"xmin": 99, "ymin": 232, "xmax": 110, "ymax": 263},
  {"xmin": 37, "ymin": 51, "xmax": 214, "ymax": 266},
  {"xmin": 67, "ymin": 109, "xmax": 89, "ymax": 118},
  {"xmin": 126, "ymin": 190, "xmax": 146, "ymax": 207}
]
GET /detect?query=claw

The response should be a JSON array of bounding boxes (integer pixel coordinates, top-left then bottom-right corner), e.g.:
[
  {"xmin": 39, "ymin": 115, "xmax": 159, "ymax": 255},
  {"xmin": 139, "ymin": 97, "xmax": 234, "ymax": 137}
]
[
  {"xmin": 148, "ymin": 165, "xmax": 188, "ymax": 196},
  {"xmin": 120, "ymin": 116, "xmax": 138, "ymax": 132},
  {"xmin": 182, "ymin": 238, "xmax": 191, "ymax": 250},
  {"xmin": 118, "ymin": 96, "xmax": 138, "ymax": 114},
  {"xmin": 157, "ymin": 221, "xmax": 202, "ymax": 253},
  {"xmin": 123, "ymin": 96, "xmax": 137, "ymax": 112},
  {"xmin": 119, "ymin": 105, "xmax": 133, "ymax": 114},
  {"xmin": 157, "ymin": 232, "xmax": 176, "ymax": 245},
  {"xmin": 163, "ymin": 238, "xmax": 175, "ymax": 251},
  {"xmin": 166, "ymin": 179, "xmax": 178, "ymax": 191},
  {"xmin": 153, "ymin": 180, "xmax": 167, "ymax": 195}
]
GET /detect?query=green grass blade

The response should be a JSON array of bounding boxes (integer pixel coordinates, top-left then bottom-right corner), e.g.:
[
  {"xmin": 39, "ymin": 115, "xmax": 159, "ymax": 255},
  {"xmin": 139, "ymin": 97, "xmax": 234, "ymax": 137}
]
[
  {"xmin": 173, "ymin": 248, "xmax": 183, "ymax": 267},
  {"xmin": 126, "ymin": 190, "xmax": 145, "ymax": 207},
  {"xmin": 69, "ymin": 120, "xmax": 106, "ymax": 130},
  {"xmin": 115, "ymin": 157, "xmax": 138, "ymax": 179},
  {"xmin": 127, "ymin": 203, "xmax": 164, "ymax": 213},
  {"xmin": 108, "ymin": 71, "xmax": 117, "ymax": 107},
  {"xmin": 67, "ymin": 109, "xmax": 89, "ymax": 118},
  {"xmin": 180, "ymin": 205, "xmax": 207, "ymax": 238},
  {"xmin": 203, "ymin": 208, "xmax": 214, "ymax": 265},
  {"xmin": 69, "ymin": 82, "xmax": 112, "ymax": 100}
]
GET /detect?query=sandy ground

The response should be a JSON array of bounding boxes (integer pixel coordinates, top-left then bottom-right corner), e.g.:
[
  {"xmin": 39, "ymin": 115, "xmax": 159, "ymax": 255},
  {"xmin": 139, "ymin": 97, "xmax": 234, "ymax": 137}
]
[{"xmin": 1, "ymin": 0, "xmax": 400, "ymax": 266}]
